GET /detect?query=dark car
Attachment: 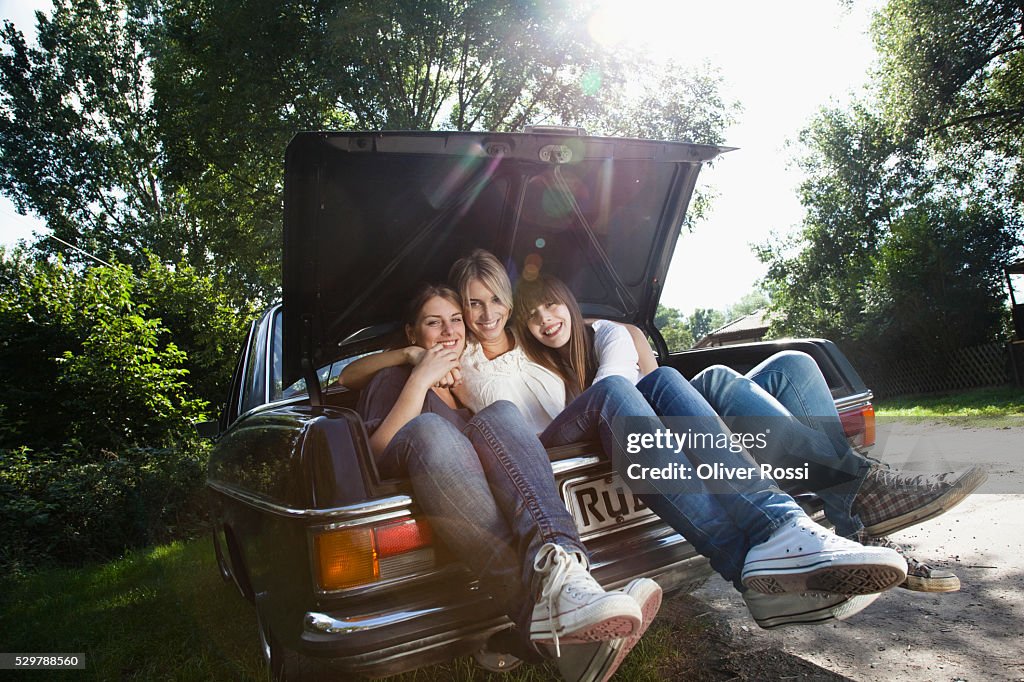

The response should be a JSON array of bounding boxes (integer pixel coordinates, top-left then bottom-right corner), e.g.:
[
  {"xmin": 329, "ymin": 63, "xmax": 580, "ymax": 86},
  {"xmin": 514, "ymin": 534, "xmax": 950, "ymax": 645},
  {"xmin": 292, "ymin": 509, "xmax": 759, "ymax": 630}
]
[{"xmin": 205, "ymin": 129, "xmax": 877, "ymax": 680}]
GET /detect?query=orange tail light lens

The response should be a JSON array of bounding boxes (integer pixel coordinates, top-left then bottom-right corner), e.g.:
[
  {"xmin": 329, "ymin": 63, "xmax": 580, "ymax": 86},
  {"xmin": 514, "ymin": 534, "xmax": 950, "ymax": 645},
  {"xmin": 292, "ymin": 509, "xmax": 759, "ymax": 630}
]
[
  {"xmin": 314, "ymin": 518, "xmax": 434, "ymax": 591},
  {"xmin": 315, "ymin": 527, "xmax": 378, "ymax": 590}
]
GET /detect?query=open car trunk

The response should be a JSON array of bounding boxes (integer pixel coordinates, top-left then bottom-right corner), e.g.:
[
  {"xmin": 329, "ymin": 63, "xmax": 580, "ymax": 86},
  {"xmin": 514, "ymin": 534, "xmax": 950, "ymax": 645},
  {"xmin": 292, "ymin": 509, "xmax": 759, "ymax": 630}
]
[{"xmin": 281, "ymin": 130, "xmax": 728, "ymax": 395}]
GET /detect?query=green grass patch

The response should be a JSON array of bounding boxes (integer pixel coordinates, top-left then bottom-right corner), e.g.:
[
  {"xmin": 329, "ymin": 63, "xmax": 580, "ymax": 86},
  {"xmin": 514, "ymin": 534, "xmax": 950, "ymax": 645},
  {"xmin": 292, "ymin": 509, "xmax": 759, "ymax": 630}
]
[
  {"xmin": 874, "ymin": 385, "xmax": 1024, "ymax": 418},
  {"xmin": 0, "ymin": 537, "xmax": 267, "ymax": 681}
]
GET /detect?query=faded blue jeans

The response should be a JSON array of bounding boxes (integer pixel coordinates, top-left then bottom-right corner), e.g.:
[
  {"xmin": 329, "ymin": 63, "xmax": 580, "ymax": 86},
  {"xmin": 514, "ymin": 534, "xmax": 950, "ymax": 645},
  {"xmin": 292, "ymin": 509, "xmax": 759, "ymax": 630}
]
[
  {"xmin": 379, "ymin": 400, "xmax": 584, "ymax": 638},
  {"xmin": 539, "ymin": 374, "xmax": 804, "ymax": 590},
  {"xmin": 689, "ymin": 351, "xmax": 872, "ymax": 538}
]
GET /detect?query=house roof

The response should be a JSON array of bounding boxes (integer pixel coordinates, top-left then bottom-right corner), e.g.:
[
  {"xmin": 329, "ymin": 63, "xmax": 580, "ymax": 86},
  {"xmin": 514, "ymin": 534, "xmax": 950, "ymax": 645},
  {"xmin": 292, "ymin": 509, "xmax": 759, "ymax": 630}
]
[{"xmin": 694, "ymin": 308, "xmax": 770, "ymax": 348}]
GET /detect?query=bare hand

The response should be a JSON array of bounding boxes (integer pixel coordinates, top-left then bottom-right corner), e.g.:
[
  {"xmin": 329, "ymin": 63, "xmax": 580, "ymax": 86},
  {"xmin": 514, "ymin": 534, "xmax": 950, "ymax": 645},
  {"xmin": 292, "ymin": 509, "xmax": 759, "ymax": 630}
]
[
  {"xmin": 434, "ymin": 366, "xmax": 463, "ymax": 388},
  {"xmin": 410, "ymin": 344, "xmax": 461, "ymax": 388}
]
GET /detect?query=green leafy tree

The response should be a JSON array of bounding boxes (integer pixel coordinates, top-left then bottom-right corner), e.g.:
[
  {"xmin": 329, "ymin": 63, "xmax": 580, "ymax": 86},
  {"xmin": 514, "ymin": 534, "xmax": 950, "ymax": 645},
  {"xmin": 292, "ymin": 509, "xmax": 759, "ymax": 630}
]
[
  {"xmin": 594, "ymin": 59, "xmax": 739, "ymax": 224},
  {"xmin": 873, "ymin": 0, "xmax": 1024, "ymax": 199},
  {"xmin": 654, "ymin": 303, "xmax": 694, "ymax": 352},
  {"xmin": 757, "ymin": 104, "xmax": 908, "ymax": 341},
  {"xmin": 760, "ymin": 100, "xmax": 1022, "ymax": 362},
  {"xmin": 134, "ymin": 254, "xmax": 256, "ymax": 407},
  {"xmin": 687, "ymin": 307, "xmax": 726, "ymax": 343},
  {"xmin": 864, "ymin": 197, "xmax": 1020, "ymax": 358},
  {"xmin": 0, "ymin": 252, "xmax": 206, "ymax": 452},
  {"xmin": 3, "ymin": 1, "xmax": 737, "ymax": 302},
  {"xmin": 0, "ymin": 0, "xmax": 167, "ymax": 271},
  {"xmin": 150, "ymin": 0, "xmax": 624, "ymax": 297},
  {"xmin": 726, "ymin": 290, "xmax": 769, "ymax": 321}
]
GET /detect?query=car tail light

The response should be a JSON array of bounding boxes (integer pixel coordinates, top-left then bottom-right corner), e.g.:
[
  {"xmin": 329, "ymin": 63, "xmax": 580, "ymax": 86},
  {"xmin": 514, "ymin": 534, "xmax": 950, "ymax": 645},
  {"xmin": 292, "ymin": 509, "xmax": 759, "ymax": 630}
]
[
  {"xmin": 314, "ymin": 518, "xmax": 434, "ymax": 591},
  {"xmin": 839, "ymin": 404, "xmax": 876, "ymax": 449}
]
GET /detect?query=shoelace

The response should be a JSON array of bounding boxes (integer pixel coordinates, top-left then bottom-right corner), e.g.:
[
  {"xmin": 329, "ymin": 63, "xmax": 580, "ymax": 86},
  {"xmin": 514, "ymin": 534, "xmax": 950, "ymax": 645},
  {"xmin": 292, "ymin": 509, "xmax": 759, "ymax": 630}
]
[
  {"xmin": 536, "ymin": 545, "xmax": 574, "ymax": 657},
  {"xmin": 868, "ymin": 466, "xmax": 954, "ymax": 491},
  {"xmin": 860, "ymin": 533, "xmax": 933, "ymax": 576},
  {"xmin": 793, "ymin": 518, "xmax": 843, "ymax": 549}
]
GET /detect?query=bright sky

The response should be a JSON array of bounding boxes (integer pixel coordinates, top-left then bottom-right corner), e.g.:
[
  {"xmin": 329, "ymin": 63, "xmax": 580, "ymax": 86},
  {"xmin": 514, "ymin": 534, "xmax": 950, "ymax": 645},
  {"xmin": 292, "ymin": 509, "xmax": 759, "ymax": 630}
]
[{"xmin": 0, "ymin": 0, "xmax": 882, "ymax": 315}]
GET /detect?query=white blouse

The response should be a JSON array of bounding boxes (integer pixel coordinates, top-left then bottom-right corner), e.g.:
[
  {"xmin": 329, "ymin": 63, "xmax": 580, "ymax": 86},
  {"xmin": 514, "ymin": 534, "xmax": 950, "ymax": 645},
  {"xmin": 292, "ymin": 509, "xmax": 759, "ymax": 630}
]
[
  {"xmin": 458, "ymin": 341, "xmax": 566, "ymax": 434},
  {"xmin": 591, "ymin": 320, "xmax": 641, "ymax": 384}
]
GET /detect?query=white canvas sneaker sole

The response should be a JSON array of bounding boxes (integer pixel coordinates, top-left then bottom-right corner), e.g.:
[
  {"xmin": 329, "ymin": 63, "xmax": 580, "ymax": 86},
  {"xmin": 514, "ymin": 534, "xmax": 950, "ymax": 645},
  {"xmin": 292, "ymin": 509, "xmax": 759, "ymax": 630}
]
[
  {"xmin": 553, "ymin": 578, "xmax": 662, "ymax": 682},
  {"xmin": 529, "ymin": 590, "xmax": 641, "ymax": 645},
  {"xmin": 741, "ymin": 518, "xmax": 908, "ymax": 595},
  {"xmin": 742, "ymin": 548, "xmax": 907, "ymax": 595},
  {"xmin": 744, "ymin": 591, "xmax": 881, "ymax": 629}
]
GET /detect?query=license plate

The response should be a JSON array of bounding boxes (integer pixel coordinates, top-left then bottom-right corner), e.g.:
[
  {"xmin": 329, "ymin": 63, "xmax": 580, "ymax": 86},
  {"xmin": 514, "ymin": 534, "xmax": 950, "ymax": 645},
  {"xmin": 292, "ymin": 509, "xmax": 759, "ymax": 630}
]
[{"xmin": 562, "ymin": 472, "xmax": 656, "ymax": 538}]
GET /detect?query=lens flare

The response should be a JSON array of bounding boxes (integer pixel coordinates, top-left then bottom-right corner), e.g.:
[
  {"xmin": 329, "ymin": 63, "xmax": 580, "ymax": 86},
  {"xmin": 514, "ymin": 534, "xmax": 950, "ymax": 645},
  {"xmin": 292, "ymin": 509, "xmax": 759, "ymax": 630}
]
[{"xmin": 581, "ymin": 69, "xmax": 603, "ymax": 96}]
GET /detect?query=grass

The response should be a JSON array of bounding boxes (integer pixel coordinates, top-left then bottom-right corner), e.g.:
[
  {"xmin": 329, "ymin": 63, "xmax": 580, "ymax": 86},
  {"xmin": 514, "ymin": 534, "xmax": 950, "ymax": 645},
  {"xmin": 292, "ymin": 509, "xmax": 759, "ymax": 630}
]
[
  {"xmin": 0, "ymin": 536, "xmax": 688, "ymax": 681},
  {"xmin": 0, "ymin": 538, "xmax": 268, "ymax": 681},
  {"xmin": 873, "ymin": 385, "xmax": 1024, "ymax": 418}
]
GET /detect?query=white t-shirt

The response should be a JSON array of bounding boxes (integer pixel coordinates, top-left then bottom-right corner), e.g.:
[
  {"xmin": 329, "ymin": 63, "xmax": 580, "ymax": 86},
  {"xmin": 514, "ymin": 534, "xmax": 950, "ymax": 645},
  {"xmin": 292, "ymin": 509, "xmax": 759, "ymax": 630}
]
[
  {"xmin": 458, "ymin": 341, "xmax": 567, "ymax": 434},
  {"xmin": 590, "ymin": 320, "xmax": 640, "ymax": 384}
]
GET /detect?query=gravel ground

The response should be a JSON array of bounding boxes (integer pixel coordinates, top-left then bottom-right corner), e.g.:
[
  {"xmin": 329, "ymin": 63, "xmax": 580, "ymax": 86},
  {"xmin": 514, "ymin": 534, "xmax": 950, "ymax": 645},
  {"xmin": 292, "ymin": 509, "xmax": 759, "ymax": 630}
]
[{"xmin": 660, "ymin": 420, "xmax": 1024, "ymax": 682}]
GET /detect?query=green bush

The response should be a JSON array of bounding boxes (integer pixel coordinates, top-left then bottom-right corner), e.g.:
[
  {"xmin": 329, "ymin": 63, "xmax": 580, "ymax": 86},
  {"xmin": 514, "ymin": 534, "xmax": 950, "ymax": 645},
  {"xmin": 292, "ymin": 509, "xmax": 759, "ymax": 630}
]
[
  {"xmin": 0, "ymin": 253, "xmax": 207, "ymax": 452},
  {"xmin": 0, "ymin": 442, "xmax": 210, "ymax": 571},
  {"xmin": 0, "ymin": 250, "xmax": 249, "ymax": 569}
]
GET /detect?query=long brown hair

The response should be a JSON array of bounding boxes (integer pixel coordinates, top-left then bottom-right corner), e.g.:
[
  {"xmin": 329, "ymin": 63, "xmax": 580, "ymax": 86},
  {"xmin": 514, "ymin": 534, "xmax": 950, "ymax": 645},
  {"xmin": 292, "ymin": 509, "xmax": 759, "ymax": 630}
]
[
  {"xmin": 513, "ymin": 274, "xmax": 596, "ymax": 397},
  {"xmin": 402, "ymin": 283, "xmax": 462, "ymax": 344}
]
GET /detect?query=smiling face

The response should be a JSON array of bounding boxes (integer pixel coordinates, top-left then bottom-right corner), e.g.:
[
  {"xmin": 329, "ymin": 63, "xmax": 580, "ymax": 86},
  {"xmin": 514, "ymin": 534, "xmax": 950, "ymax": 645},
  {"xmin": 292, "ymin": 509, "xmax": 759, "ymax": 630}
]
[
  {"xmin": 406, "ymin": 296, "xmax": 465, "ymax": 354},
  {"xmin": 465, "ymin": 278, "xmax": 510, "ymax": 345},
  {"xmin": 526, "ymin": 300, "xmax": 572, "ymax": 350}
]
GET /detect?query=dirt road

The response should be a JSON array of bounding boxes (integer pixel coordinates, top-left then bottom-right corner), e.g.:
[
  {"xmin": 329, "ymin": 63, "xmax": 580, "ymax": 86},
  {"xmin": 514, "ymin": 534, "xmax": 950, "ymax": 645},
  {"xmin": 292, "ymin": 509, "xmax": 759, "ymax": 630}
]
[{"xmin": 658, "ymin": 419, "xmax": 1024, "ymax": 681}]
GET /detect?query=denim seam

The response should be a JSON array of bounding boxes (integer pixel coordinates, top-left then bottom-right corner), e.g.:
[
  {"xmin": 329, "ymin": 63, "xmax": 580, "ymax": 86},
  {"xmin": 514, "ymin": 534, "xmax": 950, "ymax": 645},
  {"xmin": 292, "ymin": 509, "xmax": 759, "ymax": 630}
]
[{"xmin": 465, "ymin": 420, "xmax": 557, "ymax": 544}]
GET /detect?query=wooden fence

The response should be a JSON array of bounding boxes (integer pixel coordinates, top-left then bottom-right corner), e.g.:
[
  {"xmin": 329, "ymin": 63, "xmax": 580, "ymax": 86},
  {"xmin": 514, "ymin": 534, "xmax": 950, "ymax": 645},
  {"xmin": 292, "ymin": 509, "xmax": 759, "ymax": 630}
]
[{"xmin": 856, "ymin": 342, "xmax": 1014, "ymax": 399}]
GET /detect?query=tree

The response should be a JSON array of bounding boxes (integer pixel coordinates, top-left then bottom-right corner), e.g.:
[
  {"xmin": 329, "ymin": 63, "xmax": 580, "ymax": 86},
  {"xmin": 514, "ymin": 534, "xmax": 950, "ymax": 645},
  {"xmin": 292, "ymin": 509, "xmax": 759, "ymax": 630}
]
[
  {"xmin": 3, "ymin": 1, "xmax": 737, "ymax": 302},
  {"xmin": 134, "ymin": 254, "xmax": 256, "ymax": 408},
  {"xmin": 872, "ymin": 0, "xmax": 1024, "ymax": 198},
  {"xmin": 726, "ymin": 290, "xmax": 769, "ymax": 321},
  {"xmin": 150, "ymin": 0, "xmax": 625, "ymax": 297},
  {"xmin": 0, "ymin": 251, "xmax": 206, "ymax": 453},
  {"xmin": 864, "ymin": 196, "xmax": 1020, "ymax": 358},
  {"xmin": 687, "ymin": 307, "xmax": 726, "ymax": 342},
  {"xmin": 593, "ymin": 59, "xmax": 739, "ymax": 224},
  {"xmin": 654, "ymin": 303, "xmax": 694, "ymax": 352},
  {"xmin": 757, "ymin": 103, "xmax": 909, "ymax": 341},
  {"xmin": 0, "ymin": 0, "xmax": 167, "ymax": 272},
  {"xmin": 759, "ymin": 99, "xmax": 1023, "ymax": 363}
]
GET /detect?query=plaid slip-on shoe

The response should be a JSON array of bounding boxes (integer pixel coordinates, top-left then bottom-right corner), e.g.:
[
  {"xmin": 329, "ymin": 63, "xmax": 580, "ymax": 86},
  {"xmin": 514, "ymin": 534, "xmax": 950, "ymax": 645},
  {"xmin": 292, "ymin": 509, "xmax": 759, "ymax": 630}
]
[
  {"xmin": 853, "ymin": 464, "xmax": 988, "ymax": 537},
  {"xmin": 859, "ymin": 533, "xmax": 961, "ymax": 593}
]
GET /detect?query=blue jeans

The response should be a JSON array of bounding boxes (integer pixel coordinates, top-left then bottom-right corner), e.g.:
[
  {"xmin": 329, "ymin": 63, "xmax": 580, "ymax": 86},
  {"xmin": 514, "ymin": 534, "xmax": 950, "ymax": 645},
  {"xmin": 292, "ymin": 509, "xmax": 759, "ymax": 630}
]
[
  {"xmin": 689, "ymin": 351, "xmax": 872, "ymax": 538},
  {"xmin": 538, "ymin": 374, "xmax": 804, "ymax": 589},
  {"xmin": 380, "ymin": 401, "xmax": 584, "ymax": 635}
]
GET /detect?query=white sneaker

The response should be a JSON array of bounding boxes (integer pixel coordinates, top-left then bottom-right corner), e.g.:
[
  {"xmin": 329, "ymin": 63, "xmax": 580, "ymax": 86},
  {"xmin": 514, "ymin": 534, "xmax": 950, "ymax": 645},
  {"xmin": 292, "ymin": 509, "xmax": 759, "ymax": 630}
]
[
  {"xmin": 743, "ymin": 590, "xmax": 881, "ymax": 629},
  {"xmin": 529, "ymin": 543, "xmax": 642, "ymax": 656},
  {"xmin": 553, "ymin": 578, "xmax": 662, "ymax": 682},
  {"xmin": 741, "ymin": 515, "xmax": 907, "ymax": 595}
]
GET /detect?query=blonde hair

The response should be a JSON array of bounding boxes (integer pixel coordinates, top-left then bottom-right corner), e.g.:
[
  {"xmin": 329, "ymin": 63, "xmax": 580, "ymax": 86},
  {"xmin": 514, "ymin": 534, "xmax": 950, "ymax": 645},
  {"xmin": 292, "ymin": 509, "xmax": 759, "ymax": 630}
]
[
  {"xmin": 448, "ymin": 249, "xmax": 514, "ymax": 312},
  {"xmin": 513, "ymin": 274, "xmax": 596, "ymax": 397}
]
